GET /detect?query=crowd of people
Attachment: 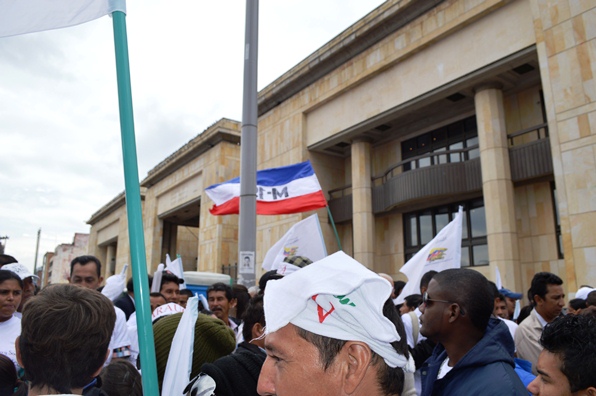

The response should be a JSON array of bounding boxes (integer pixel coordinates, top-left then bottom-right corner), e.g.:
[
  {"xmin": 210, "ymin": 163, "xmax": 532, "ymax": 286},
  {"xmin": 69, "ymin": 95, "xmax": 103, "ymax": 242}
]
[{"xmin": 0, "ymin": 251, "xmax": 594, "ymax": 396}]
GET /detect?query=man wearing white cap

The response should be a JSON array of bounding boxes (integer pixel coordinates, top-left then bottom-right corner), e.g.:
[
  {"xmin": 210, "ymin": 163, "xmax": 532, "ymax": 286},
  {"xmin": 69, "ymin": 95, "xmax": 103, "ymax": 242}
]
[
  {"xmin": 257, "ymin": 251, "xmax": 415, "ymax": 396},
  {"xmin": 0, "ymin": 263, "xmax": 38, "ymax": 316}
]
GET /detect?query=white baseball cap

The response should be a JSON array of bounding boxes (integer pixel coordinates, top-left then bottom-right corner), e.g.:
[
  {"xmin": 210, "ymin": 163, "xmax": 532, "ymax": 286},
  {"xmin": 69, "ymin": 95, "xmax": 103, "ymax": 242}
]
[{"xmin": 1, "ymin": 263, "xmax": 39, "ymax": 281}]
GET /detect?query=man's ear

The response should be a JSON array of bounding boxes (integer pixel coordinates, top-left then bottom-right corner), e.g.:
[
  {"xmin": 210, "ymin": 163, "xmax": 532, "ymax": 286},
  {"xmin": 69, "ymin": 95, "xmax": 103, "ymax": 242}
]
[
  {"xmin": 585, "ymin": 387, "xmax": 596, "ymax": 396},
  {"xmin": 447, "ymin": 303, "xmax": 464, "ymax": 323},
  {"xmin": 533, "ymin": 294, "xmax": 543, "ymax": 307},
  {"xmin": 230, "ymin": 298, "xmax": 237, "ymax": 309},
  {"xmin": 99, "ymin": 276, "xmax": 104, "ymax": 286},
  {"xmin": 342, "ymin": 342, "xmax": 373, "ymax": 394},
  {"xmin": 15, "ymin": 336, "xmax": 24, "ymax": 368}
]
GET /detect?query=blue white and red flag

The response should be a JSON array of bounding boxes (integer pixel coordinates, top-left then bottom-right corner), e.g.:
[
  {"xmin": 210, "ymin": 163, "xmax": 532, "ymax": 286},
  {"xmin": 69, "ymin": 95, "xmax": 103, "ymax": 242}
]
[{"xmin": 205, "ymin": 160, "xmax": 327, "ymax": 215}]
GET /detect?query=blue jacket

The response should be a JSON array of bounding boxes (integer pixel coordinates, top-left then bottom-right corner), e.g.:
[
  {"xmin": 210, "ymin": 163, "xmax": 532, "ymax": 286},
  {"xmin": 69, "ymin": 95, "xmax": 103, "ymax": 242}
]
[{"xmin": 421, "ymin": 318, "xmax": 528, "ymax": 396}]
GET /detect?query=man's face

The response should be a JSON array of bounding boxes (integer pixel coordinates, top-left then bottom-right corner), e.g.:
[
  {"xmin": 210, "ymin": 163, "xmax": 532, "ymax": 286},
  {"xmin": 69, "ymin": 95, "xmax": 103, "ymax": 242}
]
[
  {"xmin": 419, "ymin": 279, "xmax": 451, "ymax": 342},
  {"xmin": 208, "ymin": 290, "xmax": 230, "ymax": 321},
  {"xmin": 150, "ymin": 295, "xmax": 166, "ymax": 312},
  {"xmin": 19, "ymin": 277, "xmax": 36, "ymax": 310},
  {"xmin": 0, "ymin": 279, "xmax": 22, "ymax": 322},
  {"xmin": 505, "ymin": 297, "xmax": 516, "ymax": 317},
  {"xmin": 69, "ymin": 263, "xmax": 102, "ymax": 290},
  {"xmin": 535, "ymin": 284, "xmax": 565, "ymax": 322},
  {"xmin": 257, "ymin": 323, "xmax": 342, "ymax": 396},
  {"xmin": 179, "ymin": 294, "xmax": 189, "ymax": 308},
  {"xmin": 160, "ymin": 281, "xmax": 180, "ymax": 304},
  {"xmin": 494, "ymin": 298, "xmax": 508, "ymax": 319},
  {"xmin": 527, "ymin": 350, "xmax": 573, "ymax": 396}
]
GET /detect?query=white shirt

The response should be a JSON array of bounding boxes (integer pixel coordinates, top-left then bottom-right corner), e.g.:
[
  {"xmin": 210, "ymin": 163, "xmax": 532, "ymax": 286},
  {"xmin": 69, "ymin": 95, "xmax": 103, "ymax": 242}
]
[
  {"xmin": 0, "ymin": 315, "xmax": 21, "ymax": 370},
  {"xmin": 401, "ymin": 307, "xmax": 426, "ymax": 348},
  {"xmin": 105, "ymin": 306, "xmax": 132, "ymax": 365}
]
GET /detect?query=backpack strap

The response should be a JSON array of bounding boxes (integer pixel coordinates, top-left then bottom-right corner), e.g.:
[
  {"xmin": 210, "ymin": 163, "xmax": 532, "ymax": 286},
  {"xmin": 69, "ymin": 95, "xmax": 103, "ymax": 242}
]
[{"xmin": 408, "ymin": 311, "xmax": 419, "ymax": 345}]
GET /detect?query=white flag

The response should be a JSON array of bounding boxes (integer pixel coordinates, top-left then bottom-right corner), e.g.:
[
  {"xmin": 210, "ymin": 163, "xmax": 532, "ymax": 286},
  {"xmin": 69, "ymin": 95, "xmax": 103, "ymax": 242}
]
[
  {"xmin": 395, "ymin": 206, "xmax": 464, "ymax": 304},
  {"xmin": 495, "ymin": 266, "xmax": 502, "ymax": 290},
  {"xmin": 165, "ymin": 254, "xmax": 186, "ymax": 290},
  {"xmin": 0, "ymin": 0, "xmax": 126, "ymax": 38},
  {"xmin": 262, "ymin": 214, "xmax": 327, "ymax": 272}
]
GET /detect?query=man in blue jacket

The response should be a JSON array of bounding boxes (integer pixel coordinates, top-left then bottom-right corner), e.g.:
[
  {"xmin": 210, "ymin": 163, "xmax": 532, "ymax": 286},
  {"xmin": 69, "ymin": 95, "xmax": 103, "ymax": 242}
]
[{"xmin": 419, "ymin": 268, "xmax": 527, "ymax": 395}]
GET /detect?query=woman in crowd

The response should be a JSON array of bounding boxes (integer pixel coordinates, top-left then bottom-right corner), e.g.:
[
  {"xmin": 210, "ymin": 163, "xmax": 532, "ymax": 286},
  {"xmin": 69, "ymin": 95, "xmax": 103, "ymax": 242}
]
[{"xmin": 0, "ymin": 271, "xmax": 23, "ymax": 373}]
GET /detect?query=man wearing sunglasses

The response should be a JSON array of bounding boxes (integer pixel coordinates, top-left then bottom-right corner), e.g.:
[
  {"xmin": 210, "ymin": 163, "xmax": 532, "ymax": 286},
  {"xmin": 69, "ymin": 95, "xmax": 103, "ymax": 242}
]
[{"xmin": 419, "ymin": 268, "xmax": 527, "ymax": 395}]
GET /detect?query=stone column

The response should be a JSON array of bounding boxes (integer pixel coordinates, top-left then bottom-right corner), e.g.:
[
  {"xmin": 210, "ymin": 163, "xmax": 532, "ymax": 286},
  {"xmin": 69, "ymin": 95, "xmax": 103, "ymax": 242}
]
[
  {"xmin": 351, "ymin": 138, "xmax": 375, "ymax": 268},
  {"xmin": 105, "ymin": 244, "xmax": 116, "ymax": 279},
  {"xmin": 474, "ymin": 85, "xmax": 521, "ymax": 291}
]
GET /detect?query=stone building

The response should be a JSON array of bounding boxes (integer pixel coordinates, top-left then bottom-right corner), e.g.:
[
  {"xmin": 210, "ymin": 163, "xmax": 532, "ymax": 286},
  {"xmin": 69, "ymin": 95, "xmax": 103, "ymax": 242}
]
[
  {"xmin": 88, "ymin": 0, "xmax": 596, "ymax": 294},
  {"xmin": 42, "ymin": 233, "xmax": 89, "ymax": 285}
]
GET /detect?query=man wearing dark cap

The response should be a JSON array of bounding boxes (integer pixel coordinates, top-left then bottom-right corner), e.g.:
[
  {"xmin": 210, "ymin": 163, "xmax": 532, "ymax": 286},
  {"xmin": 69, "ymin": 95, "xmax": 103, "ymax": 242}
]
[
  {"xmin": 500, "ymin": 287, "xmax": 522, "ymax": 320},
  {"xmin": 515, "ymin": 272, "xmax": 565, "ymax": 374},
  {"xmin": 419, "ymin": 268, "xmax": 527, "ymax": 395}
]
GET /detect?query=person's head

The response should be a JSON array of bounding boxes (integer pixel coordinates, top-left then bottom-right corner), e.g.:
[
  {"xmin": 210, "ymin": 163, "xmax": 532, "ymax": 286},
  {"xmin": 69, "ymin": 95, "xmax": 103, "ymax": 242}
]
[
  {"xmin": 500, "ymin": 287, "xmax": 522, "ymax": 318},
  {"xmin": 0, "ymin": 353, "xmax": 26, "ymax": 395},
  {"xmin": 17, "ymin": 284, "xmax": 115, "ymax": 394},
  {"xmin": 150, "ymin": 292, "xmax": 167, "ymax": 312},
  {"xmin": 394, "ymin": 280, "xmax": 406, "ymax": 298},
  {"xmin": 69, "ymin": 255, "xmax": 103, "ymax": 290},
  {"xmin": 0, "ymin": 263, "xmax": 38, "ymax": 312},
  {"xmin": 420, "ymin": 269, "xmax": 493, "ymax": 343},
  {"xmin": 242, "ymin": 294, "xmax": 265, "ymax": 347},
  {"xmin": 100, "ymin": 359, "xmax": 143, "ymax": 396},
  {"xmin": 232, "ymin": 283, "xmax": 250, "ymax": 320},
  {"xmin": 378, "ymin": 273, "xmax": 396, "ymax": 298},
  {"xmin": 160, "ymin": 272, "xmax": 181, "ymax": 304},
  {"xmin": 207, "ymin": 282, "xmax": 233, "ymax": 323},
  {"xmin": 527, "ymin": 314, "xmax": 596, "ymax": 396},
  {"xmin": 529, "ymin": 272, "xmax": 565, "ymax": 322},
  {"xmin": 258, "ymin": 270, "xmax": 283, "ymax": 295},
  {"xmin": 399, "ymin": 294, "xmax": 422, "ymax": 315},
  {"xmin": 419, "ymin": 270, "xmax": 438, "ymax": 295},
  {"xmin": 257, "ymin": 252, "xmax": 413, "ymax": 396},
  {"xmin": 178, "ymin": 289, "xmax": 194, "ymax": 309},
  {"xmin": 586, "ymin": 291, "xmax": 596, "ymax": 307},
  {"xmin": 0, "ymin": 270, "xmax": 23, "ymax": 322},
  {"xmin": 125, "ymin": 275, "xmax": 152, "ymax": 297},
  {"xmin": 568, "ymin": 298, "xmax": 587, "ymax": 315},
  {"xmin": 494, "ymin": 294, "xmax": 509, "ymax": 319}
]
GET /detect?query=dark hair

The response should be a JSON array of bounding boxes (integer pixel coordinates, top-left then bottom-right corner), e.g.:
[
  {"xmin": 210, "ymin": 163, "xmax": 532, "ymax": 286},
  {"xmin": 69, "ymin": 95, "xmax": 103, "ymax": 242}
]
[
  {"xmin": 529, "ymin": 272, "xmax": 563, "ymax": 305},
  {"xmin": 296, "ymin": 298, "xmax": 408, "ymax": 395},
  {"xmin": 207, "ymin": 282, "xmax": 232, "ymax": 301},
  {"xmin": 0, "ymin": 353, "xmax": 27, "ymax": 395},
  {"xmin": 160, "ymin": 272, "xmax": 182, "ymax": 288},
  {"xmin": 420, "ymin": 270, "xmax": 438, "ymax": 292},
  {"xmin": 126, "ymin": 275, "xmax": 153, "ymax": 294},
  {"xmin": 517, "ymin": 305, "xmax": 533, "ymax": 325},
  {"xmin": 0, "ymin": 270, "xmax": 23, "ymax": 289},
  {"xmin": 569, "ymin": 298, "xmax": 587, "ymax": 311},
  {"xmin": 100, "ymin": 359, "xmax": 143, "ymax": 396},
  {"xmin": 70, "ymin": 255, "xmax": 102, "ymax": 278},
  {"xmin": 150, "ymin": 292, "xmax": 167, "ymax": 300},
  {"xmin": 540, "ymin": 314, "xmax": 596, "ymax": 392},
  {"xmin": 433, "ymin": 269, "xmax": 494, "ymax": 332},
  {"xmin": 258, "ymin": 270, "xmax": 283, "ymax": 295},
  {"xmin": 0, "ymin": 254, "xmax": 18, "ymax": 267},
  {"xmin": 487, "ymin": 281, "xmax": 499, "ymax": 299},
  {"xmin": 179, "ymin": 289, "xmax": 194, "ymax": 298},
  {"xmin": 394, "ymin": 280, "xmax": 406, "ymax": 296},
  {"xmin": 586, "ymin": 291, "xmax": 596, "ymax": 307},
  {"xmin": 20, "ymin": 284, "xmax": 115, "ymax": 394},
  {"xmin": 404, "ymin": 294, "xmax": 422, "ymax": 310},
  {"xmin": 242, "ymin": 295, "xmax": 265, "ymax": 342},
  {"xmin": 232, "ymin": 284, "xmax": 250, "ymax": 320}
]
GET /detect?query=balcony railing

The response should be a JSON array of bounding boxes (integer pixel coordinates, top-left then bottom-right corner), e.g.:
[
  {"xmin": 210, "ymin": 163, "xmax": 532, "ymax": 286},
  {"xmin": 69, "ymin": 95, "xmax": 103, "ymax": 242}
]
[{"xmin": 327, "ymin": 123, "xmax": 552, "ymax": 223}]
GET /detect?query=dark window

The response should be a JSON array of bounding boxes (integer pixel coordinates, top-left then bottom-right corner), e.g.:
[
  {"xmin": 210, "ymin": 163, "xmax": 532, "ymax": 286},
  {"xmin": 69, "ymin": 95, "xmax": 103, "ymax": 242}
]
[
  {"xmin": 402, "ymin": 116, "xmax": 478, "ymax": 171},
  {"xmin": 403, "ymin": 198, "xmax": 488, "ymax": 267}
]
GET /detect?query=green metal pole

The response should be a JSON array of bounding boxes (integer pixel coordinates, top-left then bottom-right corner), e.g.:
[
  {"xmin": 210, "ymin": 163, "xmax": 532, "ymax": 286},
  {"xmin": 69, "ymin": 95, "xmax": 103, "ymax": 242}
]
[
  {"xmin": 326, "ymin": 205, "xmax": 343, "ymax": 251},
  {"xmin": 111, "ymin": 11, "xmax": 159, "ymax": 395}
]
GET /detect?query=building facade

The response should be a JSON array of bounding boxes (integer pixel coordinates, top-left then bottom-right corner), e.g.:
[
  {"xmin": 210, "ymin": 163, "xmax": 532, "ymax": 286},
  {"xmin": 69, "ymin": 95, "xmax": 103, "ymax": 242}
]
[
  {"xmin": 42, "ymin": 233, "xmax": 89, "ymax": 286},
  {"xmin": 88, "ymin": 0, "xmax": 595, "ymax": 295}
]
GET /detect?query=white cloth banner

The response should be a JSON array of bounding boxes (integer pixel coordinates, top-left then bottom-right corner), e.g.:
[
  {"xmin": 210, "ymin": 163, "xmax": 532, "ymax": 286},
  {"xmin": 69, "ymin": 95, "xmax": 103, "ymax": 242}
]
[
  {"xmin": 162, "ymin": 296, "xmax": 198, "ymax": 396},
  {"xmin": 395, "ymin": 206, "xmax": 464, "ymax": 304},
  {"xmin": 165, "ymin": 254, "xmax": 186, "ymax": 290},
  {"xmin": 101, "ymin": 264, "xmax": 128, "ymax": 301},
  {"xmin": 261, "ymin": 214, "xmax": 327, "ymax": 271},
  {"xmin": 0, "ymin": 0, "xmax": 126, "ymax": 38}
]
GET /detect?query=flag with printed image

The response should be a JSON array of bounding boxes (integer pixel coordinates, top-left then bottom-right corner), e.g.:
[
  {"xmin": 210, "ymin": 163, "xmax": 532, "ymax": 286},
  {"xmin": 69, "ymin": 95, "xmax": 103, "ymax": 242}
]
[
  {"xmin": 394, "ymin": 206, "xmax": 464, "ymax": 304},
  {"xmin": 205, "ymin": 160, "xmax": 327, "ymax": 215}
]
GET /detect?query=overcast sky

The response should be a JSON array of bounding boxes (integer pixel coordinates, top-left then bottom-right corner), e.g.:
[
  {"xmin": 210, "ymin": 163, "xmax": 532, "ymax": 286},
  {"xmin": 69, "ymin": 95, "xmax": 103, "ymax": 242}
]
[{"xmin": 0, "ymin": 1, "xmax": 385, "ymax": 272}]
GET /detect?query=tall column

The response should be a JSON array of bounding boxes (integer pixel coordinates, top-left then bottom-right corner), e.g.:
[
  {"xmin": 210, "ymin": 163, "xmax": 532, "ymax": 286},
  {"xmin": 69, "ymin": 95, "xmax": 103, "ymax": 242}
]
[
  {"xmin": 351, "ymin": 138, "xmax": 375, "ymax": 268},
  {"xmin": 105, "ymin": 244, "xmax": 116, "ymax": 279},
  {"xmin": 474, "ymin": 85, "xmax": 521, "ymax": 291}
]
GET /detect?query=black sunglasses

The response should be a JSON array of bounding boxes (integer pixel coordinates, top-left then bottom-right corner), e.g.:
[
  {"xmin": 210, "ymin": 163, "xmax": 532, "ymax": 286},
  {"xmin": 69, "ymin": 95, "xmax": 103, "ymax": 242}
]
[{"xmin": 422, "ymin": 292, "xmax": 465, "ymax": 315}]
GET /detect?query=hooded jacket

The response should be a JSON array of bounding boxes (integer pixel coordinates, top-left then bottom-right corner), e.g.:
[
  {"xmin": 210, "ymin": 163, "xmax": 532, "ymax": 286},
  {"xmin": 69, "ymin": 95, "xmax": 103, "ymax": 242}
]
[{"xmin": 421, "ymin": 318, "xmax": 528, "ymax": 396}]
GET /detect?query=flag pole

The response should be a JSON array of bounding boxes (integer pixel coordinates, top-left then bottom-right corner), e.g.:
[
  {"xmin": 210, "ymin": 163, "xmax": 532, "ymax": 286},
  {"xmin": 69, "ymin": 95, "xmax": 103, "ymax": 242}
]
[
  {"xmin": 238, "ymin": 0, "xmax": 259, "ymax": 287},
  {"xmin": 326, "ymin": 206, "xmax": 343, "ymax": 251},
  {"xmin": 111, "ymin": 11, "xmax": 159, "ymax": 395}
]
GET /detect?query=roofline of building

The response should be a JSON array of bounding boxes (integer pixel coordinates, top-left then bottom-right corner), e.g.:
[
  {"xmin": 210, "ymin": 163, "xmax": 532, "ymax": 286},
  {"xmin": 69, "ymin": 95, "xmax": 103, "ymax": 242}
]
[{"xmin": 257, "ymin": 0, "xmax": 445, "ymax": 116}]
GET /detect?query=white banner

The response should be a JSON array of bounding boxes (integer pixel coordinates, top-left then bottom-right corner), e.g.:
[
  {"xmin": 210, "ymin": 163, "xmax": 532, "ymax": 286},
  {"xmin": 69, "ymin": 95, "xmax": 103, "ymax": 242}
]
[
  {"xmin": 0, "ymin": 0, "xmax": 126, "ymax": 38},
  {"xmin": 262, "ymin": 214, "xmax": 327, "ymax": 271},
  {"xmin": 395, "ymin": 206, "xmax": 464, "ymax": 304}
]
